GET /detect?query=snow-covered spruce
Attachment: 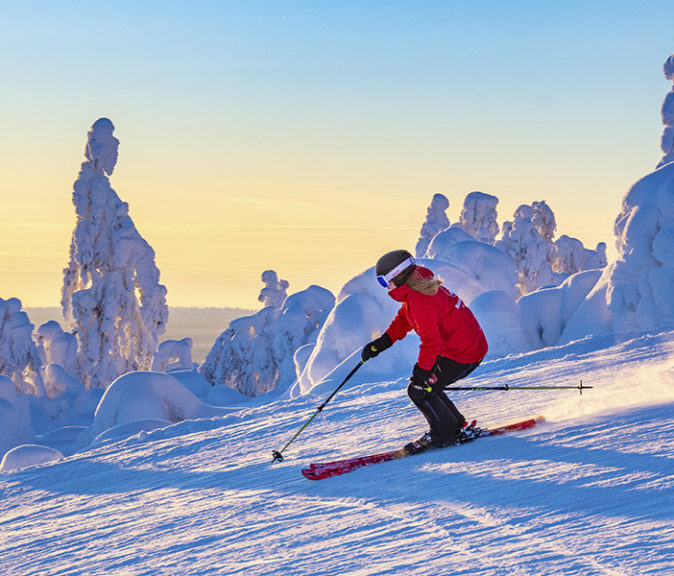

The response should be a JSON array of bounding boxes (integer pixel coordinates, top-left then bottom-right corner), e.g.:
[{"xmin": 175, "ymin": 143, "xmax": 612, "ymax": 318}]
[
  {"xmin": 0, "ymin": 298, "xmax": 45, "ymax": 396},
  {"xmin": 415, "ymin": 193, "xmax": 450, "ymax": 258},
  {"xmin": 61, "ymin": 118, "xmax": 168, "ymax": 389},
  {"xmin": 456, "ymin": 191, "xmax": 500, "ymax": 245},
  {"xmin": 496, "ymin": 201, "xmax": 605, "ymax": 296},
  {"xmin": 201, "ymin": 284, "xmax": 335, "ymax": 396},
  {"xmin": 657, "ymin": 53, "xmax": 674, "ymax": 169},
  {"xmin": 258, "ymin": 270, "xmax": 289, "ymax": 307},
  {"xmin": 608, "ymin": 160, "xmax": 674, "ymax": 331},
  {"xmin": 497, "ymin": 204, "xmax": 556, "ymax": 294}
]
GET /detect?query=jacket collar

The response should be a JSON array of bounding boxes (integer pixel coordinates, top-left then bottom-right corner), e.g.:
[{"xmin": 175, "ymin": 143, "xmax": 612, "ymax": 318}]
[
  {"xmin": 386, "ymin": 266, "xmax": 434, "ymax": 302},
  {"xmin": 387, "ymin": 283, "xmax": 410, "ymax": 302}
]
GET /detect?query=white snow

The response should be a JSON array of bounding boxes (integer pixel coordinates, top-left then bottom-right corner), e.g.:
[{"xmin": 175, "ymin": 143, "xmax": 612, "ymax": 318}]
[{"xmin": 1, "ymin": 331, "xmax": 673, "ymax": 575}]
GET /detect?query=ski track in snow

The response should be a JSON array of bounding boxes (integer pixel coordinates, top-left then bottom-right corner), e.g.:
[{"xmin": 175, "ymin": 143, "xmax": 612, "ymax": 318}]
[{"xmin": 1, "ymin": 332, "xmax": 674, "ymax": 575}]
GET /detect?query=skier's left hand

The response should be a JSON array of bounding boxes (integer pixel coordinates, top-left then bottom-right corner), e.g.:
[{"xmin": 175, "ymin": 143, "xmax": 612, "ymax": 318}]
[{"xmin": 411, "ymin": 364, "xmax": 437, "ymax": 388}]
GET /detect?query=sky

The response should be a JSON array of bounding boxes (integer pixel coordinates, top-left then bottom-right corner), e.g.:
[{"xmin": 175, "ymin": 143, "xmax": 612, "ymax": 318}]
[{"xmin": 1, "ymin": 1, "xmax": 673, "ymax": 310}]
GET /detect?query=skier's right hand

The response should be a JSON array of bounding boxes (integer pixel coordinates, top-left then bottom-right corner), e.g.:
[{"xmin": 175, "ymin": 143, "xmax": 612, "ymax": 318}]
[{"xmin": 361, "ymin": 333, "xmax": 393, "ymax": 361}]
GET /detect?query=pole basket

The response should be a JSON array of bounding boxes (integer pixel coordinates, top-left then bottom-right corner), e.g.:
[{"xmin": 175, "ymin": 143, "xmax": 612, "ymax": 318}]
[{"xmin": 272, "ymin": 450, "xmax": 284, "ymax": 463}]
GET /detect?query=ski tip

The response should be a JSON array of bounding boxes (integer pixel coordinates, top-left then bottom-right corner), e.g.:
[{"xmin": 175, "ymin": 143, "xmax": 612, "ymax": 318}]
[{"xmin": 301, "ymin": 468, "xmax": 325, "ymax": 481}]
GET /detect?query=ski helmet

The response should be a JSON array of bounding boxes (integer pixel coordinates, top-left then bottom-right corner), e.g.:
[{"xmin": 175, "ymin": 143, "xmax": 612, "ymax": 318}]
[{"xmin": 375, "ymin": 250, "xmax": 416, "ymax": 288}]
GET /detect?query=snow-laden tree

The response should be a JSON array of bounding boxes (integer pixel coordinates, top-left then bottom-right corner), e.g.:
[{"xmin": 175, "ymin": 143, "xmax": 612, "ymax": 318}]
[
  {"xmin": 457, "ymin": 191, "xmax": 499, "ymax": 244},
  {"xmin": 0, "ymin": 298, "xmax": 45, "ymax": 396},
  {"xmin": 531, "ymin": 200, "xmax": 556, "ymax": 242},
  {"xmin": 415, "ymin": 193, "xmax": 449, "ymax": 257},
  {"xmin": 200, "ymin": 285, "xmax": 335, "ymax": 396},
  {"xmin": 496, "ymin": 205, "xmax": 555, "ymax": 295},
  {"xmin": 657, "ymin": 54, "xmax": 674, "ymax": 169},
  {"xmin": 61, "ymin": 118, "xmax": 168, "ymax": 388},
  {"xmin": 258, "ymin": 270, "xmax": 289, "ymax": 307},
  {"xmin": 35, "ymin": 320, "xmax": 79, "ymax": 399},
  {"xmin": 607, "ymin": 160, "xmax": 674, "ymax": 331},
  {"xmin": 552, "ymin": 236, "xmax": 607, "ymax": 276},
  {"xmin": 151, "ymin": 338, "xmax": 194, "ymax": 373},
  {"xmin": 497, "ymin": 201, "xmax": 606, "ymax": 293}
]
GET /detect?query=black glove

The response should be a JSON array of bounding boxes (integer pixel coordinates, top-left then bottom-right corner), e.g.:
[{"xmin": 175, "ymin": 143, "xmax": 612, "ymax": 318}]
[
  {"xmin": 408, "ymin": 364, "xmax": 436, "ymax": 400},
  {"xmin": 411, "ymin": 363, "xmax": 434, "ymax": 387},
  {"xmin": 361, "ymin": 333, "xmax": 393, "ymax": 361}
]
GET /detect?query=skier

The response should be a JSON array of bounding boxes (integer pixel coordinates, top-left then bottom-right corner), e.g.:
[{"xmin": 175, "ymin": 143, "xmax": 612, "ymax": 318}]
[{"xmin": 362, "ymin": 249, "xmax": 488, "ymax": 450}]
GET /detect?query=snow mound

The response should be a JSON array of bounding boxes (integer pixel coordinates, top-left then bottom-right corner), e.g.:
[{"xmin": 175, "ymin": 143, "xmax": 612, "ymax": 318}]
[
  {"xmin": 426, "ymin": 226, "xmax": 475, "ymax": 259},
  {"xmin": 470, "ymin": 290, "xmax": 530, "ymax": 356},
  {"xmin": 519, "ymin": 269, "xmax": 603, "ymax": 348},
  {"xmin": 36, "ymin": 426, "xmax": 88, "ymax": 456},
  {"xmin": 90, "ymin": 372, "xmax": 236, "ymax": 439},
  {"xmin": 169, "ymin": 369, "xmax": 212, "ymax": 398},
  {"xmin": 0, "ymin": 444, "xmax": 63, "ymax": 473},
  {"xmin": 434, "ymin": 240, "xmax": 518, "ymax": 297},
  {"xmin": 91, "ymin": 418, "xmax": 173, "ymax": 447},
  {"xmin": 0, "ymin": 375, "xmax": 35, "ymax": 458}
]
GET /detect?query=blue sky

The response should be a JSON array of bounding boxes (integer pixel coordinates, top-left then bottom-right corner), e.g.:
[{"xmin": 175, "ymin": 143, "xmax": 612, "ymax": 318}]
[{"xmin": 1, "ymin": 1, "xmax": 673, "ymax": 308}]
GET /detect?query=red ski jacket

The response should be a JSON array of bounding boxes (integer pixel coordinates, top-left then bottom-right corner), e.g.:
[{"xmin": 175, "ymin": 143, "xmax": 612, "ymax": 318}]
[{"xmin": 385, "ymin": 267, "xmax": 488, "ymax": 370}]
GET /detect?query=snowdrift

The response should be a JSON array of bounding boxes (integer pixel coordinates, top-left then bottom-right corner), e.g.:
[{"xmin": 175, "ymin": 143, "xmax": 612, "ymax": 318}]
[{"xmin": 89, "ymin": 371, "xmax": 237, "ymax": 441}]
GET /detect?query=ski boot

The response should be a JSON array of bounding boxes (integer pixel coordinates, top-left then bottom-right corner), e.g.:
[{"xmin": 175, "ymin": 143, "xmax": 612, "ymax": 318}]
[
  {"xmin": 457, "ymin": 419, "xmax": 482, "ymax": 444},
  {"xmin": 403, "ymin": 431, "xmax": 433, "ymax": 454}
]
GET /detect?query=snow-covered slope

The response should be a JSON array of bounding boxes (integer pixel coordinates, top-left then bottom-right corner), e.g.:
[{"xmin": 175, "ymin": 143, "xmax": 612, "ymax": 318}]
[{"xmin": 1, "ymin": 331, "xmax": 673, "ymax": 576}]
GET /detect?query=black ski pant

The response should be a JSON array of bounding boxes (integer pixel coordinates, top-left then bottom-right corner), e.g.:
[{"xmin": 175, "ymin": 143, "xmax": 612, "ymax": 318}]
[{"xmin": 407, "ymin": 356, "xmax": 481, "ymax": 446}]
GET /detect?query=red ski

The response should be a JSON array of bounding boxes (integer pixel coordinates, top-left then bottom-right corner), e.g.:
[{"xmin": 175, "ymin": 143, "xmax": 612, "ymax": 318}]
[{"xmin": 301, "ymin": 416, "xmax": 545, "ymax": 481}]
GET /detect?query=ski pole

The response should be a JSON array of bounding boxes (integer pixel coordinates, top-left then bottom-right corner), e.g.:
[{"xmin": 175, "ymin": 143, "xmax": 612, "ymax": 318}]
[
  {"xmin": 272, "ymin": 360, "xmax": 364, "ymax": 463},
  {"xmin": 444, "ymin": 380, "xmax": 592, "ymax": 396}
]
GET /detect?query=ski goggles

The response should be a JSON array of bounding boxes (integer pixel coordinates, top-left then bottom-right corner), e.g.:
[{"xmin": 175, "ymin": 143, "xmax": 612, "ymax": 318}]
[{"xmin": 376, "ymin": 256, "xmax": 415, "ymax": 288}]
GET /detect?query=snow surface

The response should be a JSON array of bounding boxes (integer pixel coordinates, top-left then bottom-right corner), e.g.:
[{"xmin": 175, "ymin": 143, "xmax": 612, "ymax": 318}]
[{"xmin": 1, "ymin": 330, "xmax": 673, "ymax": 575}]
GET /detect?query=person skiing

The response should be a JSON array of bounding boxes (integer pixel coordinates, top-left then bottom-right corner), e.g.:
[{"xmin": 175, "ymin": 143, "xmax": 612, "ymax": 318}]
[{"xmin": 362, "ymin": 249, "xmax": 488, "ymax": 450}]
